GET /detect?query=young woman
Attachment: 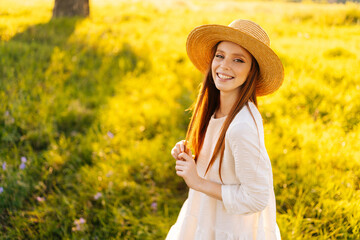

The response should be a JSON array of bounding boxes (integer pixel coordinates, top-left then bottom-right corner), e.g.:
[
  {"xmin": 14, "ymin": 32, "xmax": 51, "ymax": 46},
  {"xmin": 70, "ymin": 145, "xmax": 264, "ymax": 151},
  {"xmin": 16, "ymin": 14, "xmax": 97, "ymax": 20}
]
[{"xmin": 166, "ymin": 19, "xmax": 284, "ymax": 240}]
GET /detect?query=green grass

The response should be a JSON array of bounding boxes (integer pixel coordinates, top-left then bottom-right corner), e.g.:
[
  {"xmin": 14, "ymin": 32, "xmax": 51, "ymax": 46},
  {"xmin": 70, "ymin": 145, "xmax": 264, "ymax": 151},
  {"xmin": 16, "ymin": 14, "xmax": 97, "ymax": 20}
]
[{"xmin": 0, "ymin": 0, "xmax": 360, "ymax": 239}]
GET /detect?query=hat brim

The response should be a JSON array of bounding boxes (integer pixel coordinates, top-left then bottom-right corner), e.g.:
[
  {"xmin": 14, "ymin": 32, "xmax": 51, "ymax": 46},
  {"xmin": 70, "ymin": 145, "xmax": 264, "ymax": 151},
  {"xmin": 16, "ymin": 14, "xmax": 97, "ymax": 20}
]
[{"xmin": 186, "ymin": 24, "xmax": 284, "ymax": 96}]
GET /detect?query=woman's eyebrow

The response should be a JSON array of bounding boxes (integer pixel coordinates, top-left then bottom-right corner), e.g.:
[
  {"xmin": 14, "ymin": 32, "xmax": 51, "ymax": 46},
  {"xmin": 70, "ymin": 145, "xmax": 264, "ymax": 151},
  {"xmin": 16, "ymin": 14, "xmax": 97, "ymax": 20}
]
[
  {"xmin": 232, "ymin": 53, "xmax": 246, "ymax": 58},
  {"xmin": 216, "ymin": 49, "xmax": 247, "ymax": 58}
]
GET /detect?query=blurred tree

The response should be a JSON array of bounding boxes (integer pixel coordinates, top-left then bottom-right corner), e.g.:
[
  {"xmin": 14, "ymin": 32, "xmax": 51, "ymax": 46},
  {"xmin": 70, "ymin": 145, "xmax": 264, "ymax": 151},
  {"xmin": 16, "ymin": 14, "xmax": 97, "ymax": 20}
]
[{"xmin": 52, "ymin": 0, "xmax": 89, "ymax": 18}]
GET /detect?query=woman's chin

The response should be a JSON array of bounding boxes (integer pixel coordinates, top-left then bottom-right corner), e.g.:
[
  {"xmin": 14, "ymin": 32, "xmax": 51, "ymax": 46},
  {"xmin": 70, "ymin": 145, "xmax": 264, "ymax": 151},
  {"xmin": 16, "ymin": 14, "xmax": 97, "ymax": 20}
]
[
  {"xmin": 214, "ymin": 85, "xmax": 231, "ymax": 93},
  {"xmin": 215, "ymin": 80, "xmax": 230, "ymax": 90}
]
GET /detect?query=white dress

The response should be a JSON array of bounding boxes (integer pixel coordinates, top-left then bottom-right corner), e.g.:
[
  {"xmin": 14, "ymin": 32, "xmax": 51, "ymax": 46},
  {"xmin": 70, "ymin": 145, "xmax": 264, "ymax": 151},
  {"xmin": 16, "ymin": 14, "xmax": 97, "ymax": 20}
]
[{"xmin": 166, "ymin": 102, "xmax": 281, "ymax": 240}]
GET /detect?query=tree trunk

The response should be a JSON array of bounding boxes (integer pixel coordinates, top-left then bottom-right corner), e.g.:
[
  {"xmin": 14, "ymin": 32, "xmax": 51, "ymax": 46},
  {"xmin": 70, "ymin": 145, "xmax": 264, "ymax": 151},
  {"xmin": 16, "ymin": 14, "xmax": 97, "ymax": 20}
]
[{"xmin": 52, "ymin": 0, "xmax": 89, "ymax": 18}]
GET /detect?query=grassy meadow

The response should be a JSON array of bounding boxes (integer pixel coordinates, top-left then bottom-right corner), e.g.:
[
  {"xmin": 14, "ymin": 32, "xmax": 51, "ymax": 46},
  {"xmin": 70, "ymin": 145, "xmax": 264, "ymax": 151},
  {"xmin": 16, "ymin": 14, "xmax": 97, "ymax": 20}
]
[{"xmin": 0, "ymin": 0, "xmax": 360, "ymax": 239}]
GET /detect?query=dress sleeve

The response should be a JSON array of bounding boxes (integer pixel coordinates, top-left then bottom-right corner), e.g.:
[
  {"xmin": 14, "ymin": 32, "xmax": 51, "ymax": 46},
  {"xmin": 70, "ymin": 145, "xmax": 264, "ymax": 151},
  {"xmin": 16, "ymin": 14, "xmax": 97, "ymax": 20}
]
[{"xmin": 221, "ymin": 121, "xmax": 271, "ymax": 215}]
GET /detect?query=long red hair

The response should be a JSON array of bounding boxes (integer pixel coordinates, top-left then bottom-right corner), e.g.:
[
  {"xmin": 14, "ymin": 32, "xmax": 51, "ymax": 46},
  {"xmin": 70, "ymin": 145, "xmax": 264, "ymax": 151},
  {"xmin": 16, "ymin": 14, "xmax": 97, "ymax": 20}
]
[{"xmin": 185, "ymin": 42, "xmax": 260, "ymax": 182}]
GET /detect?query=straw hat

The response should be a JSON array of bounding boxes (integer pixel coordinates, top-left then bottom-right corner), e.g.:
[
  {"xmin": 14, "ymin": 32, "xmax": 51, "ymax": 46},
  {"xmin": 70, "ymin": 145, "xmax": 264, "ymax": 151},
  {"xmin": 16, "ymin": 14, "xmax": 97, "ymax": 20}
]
[{"xmin": 186, "ymin": 19, "xmax": 284, "ymax": 96}]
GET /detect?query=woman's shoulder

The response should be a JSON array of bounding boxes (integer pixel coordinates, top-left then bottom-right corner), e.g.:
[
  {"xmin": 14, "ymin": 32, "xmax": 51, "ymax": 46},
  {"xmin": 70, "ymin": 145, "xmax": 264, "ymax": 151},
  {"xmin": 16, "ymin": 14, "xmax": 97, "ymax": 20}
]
[
  {"xmin": 227, "ymin": 102, "xmax": 262, "ymax": 138},
  {"xmin": 231, "ymin": 101, "xmax": 262, "ymax": 126}
]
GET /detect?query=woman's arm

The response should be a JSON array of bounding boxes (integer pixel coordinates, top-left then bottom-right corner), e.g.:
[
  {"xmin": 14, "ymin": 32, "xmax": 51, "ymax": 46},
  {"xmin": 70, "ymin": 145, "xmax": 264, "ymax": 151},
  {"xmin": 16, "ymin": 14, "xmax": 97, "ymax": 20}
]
[
  {"xmin": 175, "ymin": 152, "xmax": 222, "ymax": 200},
  {"xmin": 221, "ymin": 121, "xmax": 271, "ymax": 214}
]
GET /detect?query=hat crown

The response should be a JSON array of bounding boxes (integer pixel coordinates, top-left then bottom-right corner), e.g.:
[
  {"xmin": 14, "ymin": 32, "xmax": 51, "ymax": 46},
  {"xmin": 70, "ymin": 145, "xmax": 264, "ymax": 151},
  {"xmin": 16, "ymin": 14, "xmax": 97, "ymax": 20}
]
[{"xmin": 228, "ymin": 19, "xmax": 270, "ymax": 46}]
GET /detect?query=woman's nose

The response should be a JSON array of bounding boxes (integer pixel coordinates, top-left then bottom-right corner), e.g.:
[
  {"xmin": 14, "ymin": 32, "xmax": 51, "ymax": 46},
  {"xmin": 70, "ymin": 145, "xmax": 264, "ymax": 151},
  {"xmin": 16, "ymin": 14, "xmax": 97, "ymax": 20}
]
[{"xmin": 219, "ymin": 59, "xmax": 231, "ymax": 70}]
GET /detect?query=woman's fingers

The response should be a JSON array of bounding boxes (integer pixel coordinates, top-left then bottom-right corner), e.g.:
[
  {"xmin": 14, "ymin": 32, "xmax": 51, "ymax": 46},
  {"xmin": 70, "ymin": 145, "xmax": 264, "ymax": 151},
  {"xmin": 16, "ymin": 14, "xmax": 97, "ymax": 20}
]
[
  {"xmin": 175, "ymin": 164, "xmax": 185, "ymax": 176},
  {"xmin": 176, "ymin": 142, "xmax": 182, "ymax": 153},
  {"xmin": 175, "ymin": 165, "xmax": 183, "ymax": 170},
  {"xmin": 171, "ymin": 147, "xmax": 178, "ymax": 159},
  {"xmin": 181, "ymin": 140, "xmax": 186, "ymax": 152},
  {"xmin": 175, "ymin": 160, "xmax": 187, "ymax": 172},
  {"xmin": 171, "ymin": 148, "xmax": 176, "ymax": 159},
  {"xmin": 176, "ymin": 160, "xmax": 186, "ymax": 166},
  {"xmin": 171, "ymin": 145, "xmax": 184, "ymax": 160},
  {"xmin": 178, "ymin": 152, "xmax": 193, "ymax": 162},
  {"xmin": 176, "ymin": 140, "xmax": 186, "ymax": 152},
  {"xmin": 173, "ymin": 140, "xmax": 189, "ymax": 177},
  {"xmin": 172, "ymin": 140, "xmax": 188, "ymax": 160}
]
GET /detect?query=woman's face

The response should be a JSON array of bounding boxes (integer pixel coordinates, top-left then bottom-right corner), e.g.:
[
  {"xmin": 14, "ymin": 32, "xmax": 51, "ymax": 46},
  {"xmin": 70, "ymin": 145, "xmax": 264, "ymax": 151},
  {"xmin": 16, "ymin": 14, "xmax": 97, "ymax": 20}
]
[{"xmin": 211, "ymin": 41, "xmax": 253, "ymax": 95}]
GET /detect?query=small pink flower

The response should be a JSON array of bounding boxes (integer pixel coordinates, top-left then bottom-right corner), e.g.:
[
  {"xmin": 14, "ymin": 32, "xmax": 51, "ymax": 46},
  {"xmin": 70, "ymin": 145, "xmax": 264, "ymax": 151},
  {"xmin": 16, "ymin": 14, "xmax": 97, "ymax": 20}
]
[
  {"xmin": 19, "ymin": 162, "xmax": 26, "ymax": 170},
  {"xmin": 72, "ymin": 217, "xmax": 86, "ymax": 231},
  {"xmin": 72, "ymin": 225, "xmax": 81, "ymax": 232},
  {"xmin": 74, "ymin": 217, "xmax": 86, "ymax": 225},
  {"xmin": 2, "ymin": 162, "xmax": 6, "ymax": 170},
  {"xmin": 151, "ymin": 201, "xmax": 158, "ymax": 211},
  {"xmin": 21, "ymin": 156, "xmax": 27, "ymax": 163},
  {"xmin": 79, "ymin": 218, "xmax": 86, "ymax": 224},
  {"xmin": 106, "ymin": 171, "xmax": 113, "ymax": 177},
  {"xmin": 94, "ymin": 192, "xmax": 102, "ymax": 200},
  {"xmin": 107, "ymin": 131, "xmax": 114, "ymax": 139},
  {"xmin": 36, "ymin": 196, "xmax": 45, "ymax": 202}
]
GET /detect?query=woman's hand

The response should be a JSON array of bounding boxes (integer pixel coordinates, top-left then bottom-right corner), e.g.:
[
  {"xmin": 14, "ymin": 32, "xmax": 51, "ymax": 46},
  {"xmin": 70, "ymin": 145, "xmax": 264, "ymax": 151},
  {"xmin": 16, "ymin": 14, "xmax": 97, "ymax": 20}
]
[
  {"xmin": 171, "ymin": 140, "xmax": 191, "ymax": 160},
  {"xmin": 171, "ymin": 142, "xmax": 222, "ymax": 200},
  {"xmin": 175, "ymin": 151, "xmax": 202, "ymax": 190}
]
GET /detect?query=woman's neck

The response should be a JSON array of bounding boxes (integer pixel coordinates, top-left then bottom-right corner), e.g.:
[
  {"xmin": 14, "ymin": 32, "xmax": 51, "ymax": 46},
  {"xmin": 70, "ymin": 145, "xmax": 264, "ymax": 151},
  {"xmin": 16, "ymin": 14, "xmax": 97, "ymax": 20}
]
[{"xmin": 216, "ymin": 91, "xmax": 239, "ymax": 118}]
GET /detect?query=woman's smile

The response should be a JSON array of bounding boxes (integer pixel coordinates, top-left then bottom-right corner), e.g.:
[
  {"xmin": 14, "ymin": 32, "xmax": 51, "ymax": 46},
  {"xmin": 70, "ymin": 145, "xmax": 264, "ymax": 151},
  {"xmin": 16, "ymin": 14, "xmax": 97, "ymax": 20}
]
[{"xmin": 216, "ymin": 72, "xmax": 234, "ymax": 81}]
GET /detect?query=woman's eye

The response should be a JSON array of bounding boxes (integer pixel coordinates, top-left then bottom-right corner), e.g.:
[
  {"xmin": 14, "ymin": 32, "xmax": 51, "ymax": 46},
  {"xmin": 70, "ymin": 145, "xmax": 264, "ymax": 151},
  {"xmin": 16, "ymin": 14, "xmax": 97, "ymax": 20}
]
[
  {"xmin": 215, "ymin": 54, "xmax": 224, "ymax": 59},
  {"xmin": 234, "ymin": 58, "xmax": 245, "ymax": 63}
]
